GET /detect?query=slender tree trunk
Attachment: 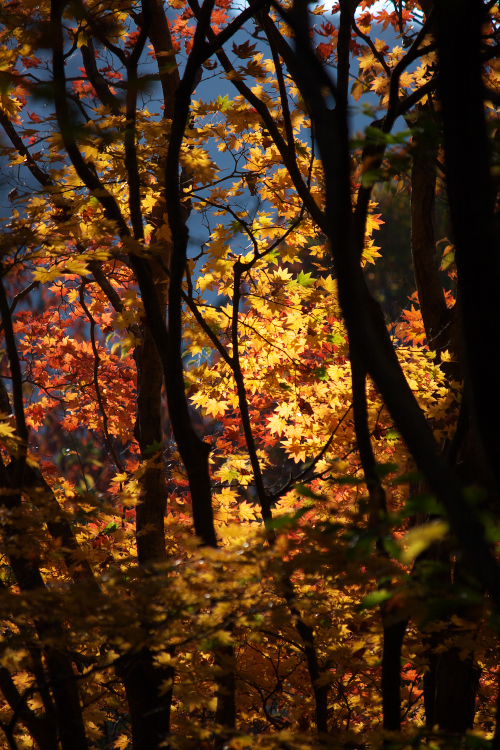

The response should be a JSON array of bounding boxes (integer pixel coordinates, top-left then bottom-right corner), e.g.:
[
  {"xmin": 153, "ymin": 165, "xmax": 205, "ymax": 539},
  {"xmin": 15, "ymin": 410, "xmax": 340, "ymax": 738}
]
[
  {"xmin": 410, "ymin": 111, "xmax": 450, "ymax": 354},
  {"xmin": 492, "ymin": 670, "xmax": 500, "ymax": 749},
  {"xmin": 1, "ymin": 272, "xmax": 89, "ymax": 750},
  {"xmin": 120, "ymin": 266, "xmax": 173, "ymax": 749},
  {"xmin": 5, "ymin": 554, "xmax": 89, "ymax": 750},
  {"xmin": 434, "ymin": 0, "xmax": 500, "ymax": 495},
  {"xmin": 214, "ymin": 643, "xmax": 237, "ymax": 745},
  {"xmin": 421, "ymin": 555, "xmax": 481, "ymax": 732},
  {"xmin": 120, "ymin": 650, "xmax": 173, "ymax": 750},
  {"xmin": 433, "ymin": 648, "xmax": 480, "ymax": 732},
  {"xmin": 381, "ymin": 617, "xmax": 407, "ymax": 731},
  {"xmin": 134, "ymin": 285, "xmax": 169, "ymax": 566},
  {"xmin": 410, "ymin": 109, "xmax": 482, "ymax": 734},
  {"xmin": 0, "ymin": 663, "xmax": 58, "ymax": 750}
]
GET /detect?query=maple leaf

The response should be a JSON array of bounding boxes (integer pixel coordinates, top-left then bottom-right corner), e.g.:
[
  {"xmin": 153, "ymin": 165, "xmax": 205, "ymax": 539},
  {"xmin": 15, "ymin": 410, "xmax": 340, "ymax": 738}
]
[
  {"xmin": 0, "ymin": 1, "xmax": 492, "ymax": 744},
  {"xmin": 114, "ymin": 734, "xmax": 130, "ymax": 749},
  {"xmin": 232, "ymin": 40, "xmax": 257, "ymax": 59},
  {"xmin": 238, "ymin": 500, "xmax": 258, "ymax": 522}
]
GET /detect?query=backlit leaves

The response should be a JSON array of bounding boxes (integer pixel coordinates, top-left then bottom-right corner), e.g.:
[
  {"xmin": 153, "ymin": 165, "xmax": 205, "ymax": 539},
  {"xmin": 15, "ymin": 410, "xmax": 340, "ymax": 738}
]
[{"xmin": 0, "ymin": 0, "xmax": 497, "ymax": 747}]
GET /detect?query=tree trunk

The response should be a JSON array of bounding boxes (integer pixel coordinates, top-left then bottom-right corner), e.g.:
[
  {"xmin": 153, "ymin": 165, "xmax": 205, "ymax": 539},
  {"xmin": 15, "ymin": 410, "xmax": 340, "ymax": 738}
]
[
  {"xmin": 119, "ymin": 649, "xmax": 174, "ymax": 750},
  {"xmin": 122, "ymin": 265, "xmax": 172, "ymax": 749},
  {"xmin": 410, "ymin": 111, "xmax": 450, "ymax": 354},
  {"xmin": 433, "ymin": 648, "xmax": 480, "ymax": 732},
  {"xmin": 382, "ymin": 617, "xmax": 408, "ymax": 731}
]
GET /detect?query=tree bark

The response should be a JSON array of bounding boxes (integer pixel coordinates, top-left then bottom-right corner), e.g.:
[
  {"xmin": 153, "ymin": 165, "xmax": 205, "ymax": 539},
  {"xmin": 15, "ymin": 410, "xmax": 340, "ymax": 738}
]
[
  {"xmin": 0, "ymin": 271, "xmax": 89, "ymax": 750},
  {"xmin": 134, "ymin": 274, "xmax": 169, "ymax": 568},
  {"xmin": 119, "ymin": 649, "xmax": 173, "ymax": 750},
  {"xmin": 434, "ymin": 0, "xmax": 500, "ymax": 495},
  {"xmin": 433, "ymin": 648, "xmax": 480, "ymax": 732},
  {"xmin": 410, "ymin": 112, "xmax": 451, "ymax": 353},
  {"xmin": 381, "ymin": 618, "xmax": 408, "ymax": 731}
]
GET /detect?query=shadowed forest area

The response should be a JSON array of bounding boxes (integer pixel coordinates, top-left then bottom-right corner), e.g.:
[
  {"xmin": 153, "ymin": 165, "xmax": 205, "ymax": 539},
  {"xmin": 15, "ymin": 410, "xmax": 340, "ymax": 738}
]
[{"xmin": 0, "ymin": 0, "xmax": 499, "ymax": 748}]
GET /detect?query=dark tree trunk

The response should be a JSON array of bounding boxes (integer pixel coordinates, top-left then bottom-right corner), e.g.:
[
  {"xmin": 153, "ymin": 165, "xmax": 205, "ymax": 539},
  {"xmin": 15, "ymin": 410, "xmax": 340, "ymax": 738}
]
[
  {"xmin": 433, "ymin": 648, "xmax": 480, "ymax": 732},
  {"xmin": 0, "ymin": 664, "xmax": 58, "ymax": 750},
  {"xmin": 434, "ymin": 0, "xmax": 500, "ymax": 495},
  {"xmin": 419, "ymin": 549, "xmax": 481, "ymax": 733},
  {"xmin": 410, "ymin": 105, "xmax": 481, "ymax": 736},
  {"xmin": 134, "ymin": 318, "xmax": 168, "ymax": 565},
  {"xmin": 214, "ymin": 643, "xmax": 237, "ymax": 744},
  {"xmin": 381, "ymin": 617, "xmax": 408, "ymax": 731},
  {"xmin": 0, "ymin": 272, "xmax": 89, "ymax": 750},
  {"xmin": 122, "ymin": 308, "xmax": 173, "ymax": 748},
  {"xmin": 119, "ymin": 649, "xmax": 174, "ymax": 750},
  {"xmin": 410, "ymin": 112, "xmax": 451, "ymax": 354}
]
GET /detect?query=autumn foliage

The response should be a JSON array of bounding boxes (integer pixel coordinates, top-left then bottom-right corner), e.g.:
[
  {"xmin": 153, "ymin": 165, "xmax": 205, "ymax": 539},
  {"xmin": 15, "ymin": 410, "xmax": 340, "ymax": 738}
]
[{"xmin": 0, "ymin": 0, "xmax": 498, "ymax": 748}]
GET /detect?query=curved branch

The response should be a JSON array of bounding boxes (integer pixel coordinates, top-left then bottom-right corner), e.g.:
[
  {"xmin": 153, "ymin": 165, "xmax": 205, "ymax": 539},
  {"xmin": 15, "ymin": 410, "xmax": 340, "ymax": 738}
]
[
  {"xmin": 280, "ymin": 0, "xmax": 500, "ymax": 609},
  {"xmin": 78, "ymin": 282, "xmax": 125, "ymax": 471}
]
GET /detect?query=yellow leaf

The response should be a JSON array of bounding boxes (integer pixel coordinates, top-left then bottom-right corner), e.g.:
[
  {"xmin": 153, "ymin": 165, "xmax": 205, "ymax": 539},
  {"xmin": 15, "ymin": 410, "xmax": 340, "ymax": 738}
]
[
  {"xmin": 238, "ymin": 500, "xmax": 258, "ymax": 522},
  {"xmin": 351, "ymin": 81, "xmax": 365, "ymax": 101},
  {"xmin": 111, "ymin": 472, "xmax": 128, "ymax": 484},
  {"xmin": 400, "ymin": 521, "xmax": 449, "ymax": 563},
  {"xmin": 214, "ymin": 629, "xmax": 233, "ymax": 646},
  {"xmin": 154, "ymin": 652, "xmax": 173, "ymax": 667},
  {"xmin": 359, "ymin": 52, "xmax": 378, "ymax": 71},
  {"xmin": 0, "ymin": 422, "xmax": 17, "ymax": 439},
  {"xmin": 197, "ymin": 272, "xmax": 215, "ymax": 291},
  {"xmin": 181, "ymin": 146, "xmax": 217, "ymax": 183}
]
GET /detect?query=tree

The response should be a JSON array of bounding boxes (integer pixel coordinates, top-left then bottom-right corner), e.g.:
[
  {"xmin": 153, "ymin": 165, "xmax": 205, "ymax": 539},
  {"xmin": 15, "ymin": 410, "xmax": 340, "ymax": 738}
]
[{"xmin": 0, "ymin": 0, "xmax": 498, "ymax": 748}]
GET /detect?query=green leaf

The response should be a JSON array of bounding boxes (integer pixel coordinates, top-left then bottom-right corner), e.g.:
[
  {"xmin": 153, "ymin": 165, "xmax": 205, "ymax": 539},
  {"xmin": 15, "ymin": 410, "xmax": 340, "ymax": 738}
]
[
  {"xmin": 360, "ymin": 589, "xmax": 392, "ymax": 609},
  {"xmin": 386, "ymin": 428, "xmax": 400, "ymax": 443},
  {"xmin": 464, "ymin": 732, "xmax": 493, "ymax": 749},
  {"xmin": 383, "ymin": 537, "xmax": 401, "ymax": 559},
  {"xmin": 144, "ymin": 440, "xmax": 164, "ymax": 457},
  {"xmin": 295, "ymin": 483, "xmax": 324, "ymax": 501},
  {"xmin": 389, "ymin": 470, "xmax": 422, "ymax": 486},
  {"xmin": 399, "ymin": 521, "xmax": 449, "ymax": 563},
  {"xmin": 374, "ymin": 462, "xmax": 399, "ymax": 479},
  {"xmin": 360, "ymin": 168, "xmax": 385, "ymax": 187},
  {"xmin": 328, "ymin": 475, "xmax": 362, "ymax": 486},
  {"xmin": 215, "ymin": 94, "xmax": 233, "ymax": 112},
  {"xmin": 267, "ymin": 506, "xmax": 309, "ymax": 530},
  {"xmin": 314, "ymin": 365, "xmax": 328, "ymax": 380},
  {"xmin": 328, "ymin": 332, "xmax": 345, "ymax": 345},
  {"xmin": 402, "ymin": 493, "xmax": 444, "ymax": 517},
  {"xmin": 296, "ymin": 271, "xmax": 315, "ymax": 287}
]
